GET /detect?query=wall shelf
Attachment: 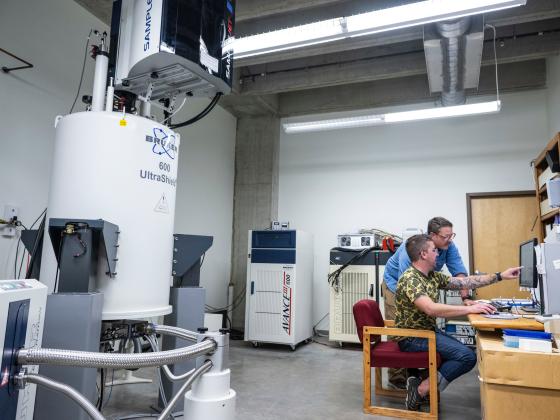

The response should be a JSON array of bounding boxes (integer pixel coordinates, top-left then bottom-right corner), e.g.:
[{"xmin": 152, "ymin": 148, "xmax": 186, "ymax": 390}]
[{"xmin": 533, "ymin": 133, "xmax": 560, "ymax": 241}]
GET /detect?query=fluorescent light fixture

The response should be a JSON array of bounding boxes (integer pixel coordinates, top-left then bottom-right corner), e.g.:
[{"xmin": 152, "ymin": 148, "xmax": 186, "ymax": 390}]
[
  {"xmin": 229, "ymin": 0, "xmax": 526, "ymax": 59},
  {"xmin": 283, "ymin": 100, "xmax": 502, "ymax": 134}
]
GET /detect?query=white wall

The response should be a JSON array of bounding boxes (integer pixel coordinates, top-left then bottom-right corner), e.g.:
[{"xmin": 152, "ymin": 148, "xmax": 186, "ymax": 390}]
[
  {"xmin": 279, "ymin": 90, "xmax": 549, "ymax": 328},
  {"xmin": 547, "ymin": 55, "xmax": 560, "ymax": 137},
  {"xmin": 173, "ymin": 100, "xmax": 236, "ymax": 309},
  {"xmin": 0, "ymin": 0, "xmax": 236, "ymax": 309},
  {"xmin": 0, "ymin": 0, "xmax": 105, "ymax": 278}
]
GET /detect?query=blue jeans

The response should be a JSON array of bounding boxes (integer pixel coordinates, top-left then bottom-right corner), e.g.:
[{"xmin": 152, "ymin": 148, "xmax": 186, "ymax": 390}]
[{"xmin": 398, "ymin": 331, "xmax": 476, "ymax": 388}]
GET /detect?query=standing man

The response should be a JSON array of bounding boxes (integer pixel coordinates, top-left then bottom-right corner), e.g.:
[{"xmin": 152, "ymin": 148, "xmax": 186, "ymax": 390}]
[
  {"xmin": 395, "ymin": 234, "xmax": 521, "ymax": 410},
  {"xmin": 382, "ymin": 217, "xmax": 472, "ymax": 388}
]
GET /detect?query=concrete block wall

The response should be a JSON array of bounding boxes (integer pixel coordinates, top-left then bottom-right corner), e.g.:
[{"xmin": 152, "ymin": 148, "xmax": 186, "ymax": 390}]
[{"xmin": 231, "ymin": 116, "xmax": 280, "ymax": 328}]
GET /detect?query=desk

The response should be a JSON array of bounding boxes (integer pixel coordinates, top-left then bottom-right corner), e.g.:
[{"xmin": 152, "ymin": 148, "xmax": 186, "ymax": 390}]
[
  {"xmin": 477, "ymin": 331, "xmax": 560, "ymax": 420},
  {"xmin": 467, "ymin": 313, "xmax": 544, "ymax": 331}
]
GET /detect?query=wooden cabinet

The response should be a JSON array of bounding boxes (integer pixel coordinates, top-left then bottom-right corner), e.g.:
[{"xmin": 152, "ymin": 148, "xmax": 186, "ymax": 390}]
[{"xmin": 533, "ymin": 133, "xmax": 560, "ymax": 241}]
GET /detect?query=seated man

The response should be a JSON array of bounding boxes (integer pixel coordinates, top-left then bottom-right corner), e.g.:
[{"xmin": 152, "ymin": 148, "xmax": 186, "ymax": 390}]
[
  {"xmin": 383, "ymin": 216, "xmax": 472, "ymax": 389},
  {"xmin": 394, "ymin": 234, "xmax": 521, "ymax": 411}
]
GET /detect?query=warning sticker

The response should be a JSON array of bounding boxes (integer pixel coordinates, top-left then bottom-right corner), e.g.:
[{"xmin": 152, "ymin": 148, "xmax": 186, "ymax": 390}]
[{"xmin": 154, "ymin": 193, "xmax": 170, "ymax": 214}]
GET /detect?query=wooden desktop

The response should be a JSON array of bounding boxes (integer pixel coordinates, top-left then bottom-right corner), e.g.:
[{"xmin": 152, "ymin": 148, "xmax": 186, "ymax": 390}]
[{"xmin": 467, "ymin": 313, "xmax": 544, "ymax": 331}]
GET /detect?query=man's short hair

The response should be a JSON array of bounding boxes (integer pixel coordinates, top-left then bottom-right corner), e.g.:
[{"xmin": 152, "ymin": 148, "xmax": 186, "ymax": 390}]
[
  {"xmin": 427, "ymin": 217, "xmax": 453, "ymax": 235},
  {"xmin": 406, "ymin": 234, "xmax": 433, "ymax": 262}
]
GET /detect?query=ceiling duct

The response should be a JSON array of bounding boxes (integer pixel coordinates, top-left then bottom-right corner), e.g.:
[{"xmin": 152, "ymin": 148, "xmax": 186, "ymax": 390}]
[{"xmin": 424, "ymin": 16, "xmax": 484, "ymax": 106}]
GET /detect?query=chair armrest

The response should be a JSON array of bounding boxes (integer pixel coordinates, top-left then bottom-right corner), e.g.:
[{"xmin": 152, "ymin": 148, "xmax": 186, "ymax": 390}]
[
  {"xmin": 384, "ymin": 320, "xmax": 395, "ymax": 327},
  {"xmin": 363, "ymin": 326, "xmax": 436, "ymax": 340}
]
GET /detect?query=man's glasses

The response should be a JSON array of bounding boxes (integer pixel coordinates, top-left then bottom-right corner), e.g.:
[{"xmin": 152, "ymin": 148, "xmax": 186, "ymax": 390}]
[{"xmin": 436, "ymin": 232, "xmax": 456, "ymax": 241}]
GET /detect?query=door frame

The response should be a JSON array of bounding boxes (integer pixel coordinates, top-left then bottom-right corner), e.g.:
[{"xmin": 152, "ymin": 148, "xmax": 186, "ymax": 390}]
[{"xmin": 466, "ymin": 190, "xmax": 536, "ymax": 274}]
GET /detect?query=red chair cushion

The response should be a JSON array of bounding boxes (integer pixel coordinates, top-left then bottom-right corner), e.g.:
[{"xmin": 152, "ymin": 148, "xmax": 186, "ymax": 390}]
[
  {"xmin": 353, "ymin": 299, "xmax": 385, "ymax": 343},
  {"xmin": 371, "ymin": 341, "xmax": 442, "ymax": 369},
  {"xmin": 353, "ymin": 299, "xmax": 442, "ymax": 368}
]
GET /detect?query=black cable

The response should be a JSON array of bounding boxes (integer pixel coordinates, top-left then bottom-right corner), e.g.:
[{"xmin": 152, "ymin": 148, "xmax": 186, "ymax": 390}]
[
  {"xmin": 169, "ymin": 93, "xmax": 222, "ymax": 129},
  {"xmin": 27, "ymin": 209, "xmax": 47, "ymax": 230},
  {"xmin": 205, "ymin": 285, "xmax": 246, "ymax": 312},
  {"xmin": 102, "ymin": 369, "xmax": 115, "ymax": 409},
  {"xmin": 328, "ymin": 246, "xmax": 377, "ymax": 292},
  {"xmin": 97, "ymin": 368, "xmax": 105, "ymax": 410},
  {"xmin": 312, "ymin": 312, "xmax": 329, "ymax": 337},
  {"xmin": 206, "ymin": 286, "xmax": 246, "ymax": 311},
  {"xmin": 73, "ymin": 233, "xmax": 88, "ymax": 258},
  {"xmin": 69, "ymin": 29, "xmax": 93, "ymax": 114}
]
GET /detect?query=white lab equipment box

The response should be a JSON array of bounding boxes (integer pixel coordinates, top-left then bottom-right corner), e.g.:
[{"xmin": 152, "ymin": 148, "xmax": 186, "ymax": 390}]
[
  {"xmin": 244, "ymin": 230, "xmax": 313, "ymax": 349},
  {"xmin": 0, "ymin": 279, "xmax": 48, "ymax": 420},
  {"xmin": 328, "ymin": 249, "xmax": 391, "ymax": 344}
]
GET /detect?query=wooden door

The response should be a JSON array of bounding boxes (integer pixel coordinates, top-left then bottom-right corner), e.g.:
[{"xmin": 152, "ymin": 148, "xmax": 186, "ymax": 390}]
[{"xmin": 467, "ymin": 192, "xmax": 538, "ymax": 300}]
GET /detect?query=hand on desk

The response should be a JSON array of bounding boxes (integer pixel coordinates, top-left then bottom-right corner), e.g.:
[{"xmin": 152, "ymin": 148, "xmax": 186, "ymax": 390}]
[{"xmin": 468, "ymin": 302, "xmax": 497, "ymax": 315}]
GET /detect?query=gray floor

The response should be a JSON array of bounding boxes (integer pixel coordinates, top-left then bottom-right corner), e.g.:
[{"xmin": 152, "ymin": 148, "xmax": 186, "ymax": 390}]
[{"xmin": 103, "ymin": 337, "xmax": 481, "ymax": 419}]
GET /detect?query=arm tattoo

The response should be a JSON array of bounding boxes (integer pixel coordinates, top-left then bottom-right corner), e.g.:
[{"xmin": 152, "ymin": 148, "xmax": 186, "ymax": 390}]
[{"xmin": 445, "ymin": 273, "xmax": 498, "ymax": 290}]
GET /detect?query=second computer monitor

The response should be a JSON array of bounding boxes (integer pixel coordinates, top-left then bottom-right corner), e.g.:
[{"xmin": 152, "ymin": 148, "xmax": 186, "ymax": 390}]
[{"xmin": 519, "ymin": 238, "xmax": 538, "ymax": 288}]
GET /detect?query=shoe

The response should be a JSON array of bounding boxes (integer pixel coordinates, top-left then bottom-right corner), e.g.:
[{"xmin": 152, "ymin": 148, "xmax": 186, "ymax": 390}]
[
  {"xmin": 387, "ymin": 379, "xmax": 407, "ymax": 390},
  {"xmin": 405, "ymin": 376, "xmax": 422, "ymax": 411}
]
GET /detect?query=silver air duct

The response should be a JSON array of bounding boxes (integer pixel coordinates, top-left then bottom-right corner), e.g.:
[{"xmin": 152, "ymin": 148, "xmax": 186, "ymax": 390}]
[
  {"xmin": 424, "ymin": 16, "xmax": 484, "ymax": 106},
  {"xmin": 436, "ymin": 18, "xmax": 470, "ymax": 106}
]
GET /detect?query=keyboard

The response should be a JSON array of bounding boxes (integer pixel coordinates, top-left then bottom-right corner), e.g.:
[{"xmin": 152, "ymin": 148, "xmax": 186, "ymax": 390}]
[
  {"xmin": 489, "ymin": 301, "xmax": 511, "ymax": 312},
  {"xmin": 491, "ymin": 298, "xmax": 533, "ymax": 306}
]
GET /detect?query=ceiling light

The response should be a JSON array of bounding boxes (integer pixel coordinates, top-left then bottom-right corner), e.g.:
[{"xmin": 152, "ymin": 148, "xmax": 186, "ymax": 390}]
[
  {"xmin": 282, "ymin": 100, "xmax": 502, "ymax": 134},
  {"xmin": 229, "ymin": 0, "xmax": 526, "ymax": 59},
  {"xmin": 283, "ymin": 114, "xmax": 386, "ymax": 133}
]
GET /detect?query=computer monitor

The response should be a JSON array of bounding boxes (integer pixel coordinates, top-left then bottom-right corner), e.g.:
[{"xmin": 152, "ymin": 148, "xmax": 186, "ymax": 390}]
[{"xmin": 519, "ymin": 238, "xmax": 538, "ymax": 288}]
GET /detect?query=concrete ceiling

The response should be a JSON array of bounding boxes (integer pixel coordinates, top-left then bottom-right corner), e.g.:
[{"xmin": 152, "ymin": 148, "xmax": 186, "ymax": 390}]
[{"xmin": 75, "ymin": 0, "xmax": 560, "ymax": 118}]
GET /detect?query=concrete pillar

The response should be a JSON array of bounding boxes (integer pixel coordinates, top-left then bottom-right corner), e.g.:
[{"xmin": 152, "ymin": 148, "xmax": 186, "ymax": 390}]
[{"xmin": 231, "ymin": 116, "xmax": 280, "ymax": 328}]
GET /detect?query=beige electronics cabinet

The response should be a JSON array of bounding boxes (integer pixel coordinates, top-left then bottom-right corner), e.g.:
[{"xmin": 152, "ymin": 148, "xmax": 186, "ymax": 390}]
[{"xmin": 329, "ymin": 249, "xmax": 391, "ymax": 345}]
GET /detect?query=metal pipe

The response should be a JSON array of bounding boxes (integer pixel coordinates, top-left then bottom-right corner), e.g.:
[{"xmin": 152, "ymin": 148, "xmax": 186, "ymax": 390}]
[
  {"xmin": 105, "ymin": 77, "xmax": 114, "ymax": 112},
  {"xmin": 18, "ymin": 340, "xmax": 215, "ymax": 369},
  {"xmin": 147, "ymin": 335, "xmax": 195, "ymax": 382},
  {"xmin": 91, "ymin": 37, "xmax": 109, "ymax": 112},
  {"xmin": 22, "ymin": 373, "xmax": 105, "ymax": 420},
  {"xmin": 157, "ymin": 360, "xmax": 213, "ymax": 420},
  {"xmin": 152, "ymin": 324, "xmax": 199, "ymax": 342}
]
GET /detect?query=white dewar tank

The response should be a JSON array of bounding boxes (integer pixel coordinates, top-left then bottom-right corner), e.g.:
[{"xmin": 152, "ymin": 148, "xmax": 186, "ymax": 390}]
[{"xmin": 39, "ymin": 111, "xmax": 180, "ymax": 320}]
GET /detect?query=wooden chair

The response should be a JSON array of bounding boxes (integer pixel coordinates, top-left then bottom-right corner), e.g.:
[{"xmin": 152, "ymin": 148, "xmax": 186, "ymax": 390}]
[{"xmin": 353, "ymin": 299, "xmax": 440, "ymax": 419}]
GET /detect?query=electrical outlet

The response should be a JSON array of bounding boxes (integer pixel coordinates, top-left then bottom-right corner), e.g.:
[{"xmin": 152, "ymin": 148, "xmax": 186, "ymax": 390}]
[
  {"xmin": 1, "ymin": 226, "xmax": 16, "ymax": 237},
  {"xmin": 1, "ymin": 205, "xmax": 19, "ymax": 237},
  {"xmin": 3, "ymin": 205, "xmax": 19, "ymax": 222}
]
